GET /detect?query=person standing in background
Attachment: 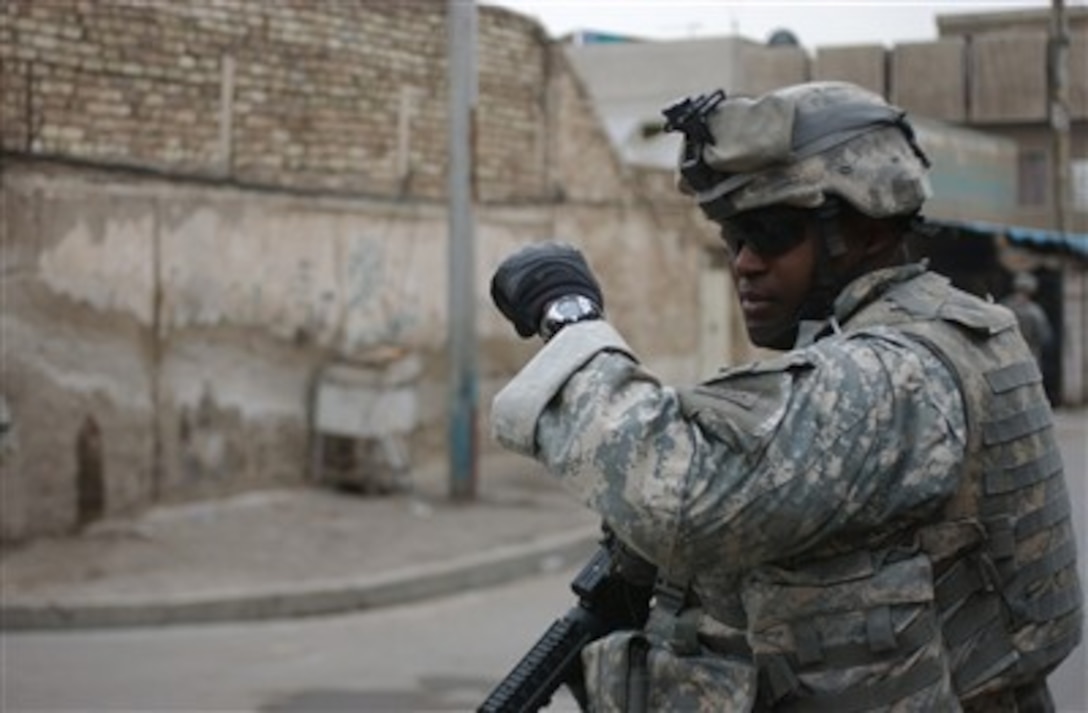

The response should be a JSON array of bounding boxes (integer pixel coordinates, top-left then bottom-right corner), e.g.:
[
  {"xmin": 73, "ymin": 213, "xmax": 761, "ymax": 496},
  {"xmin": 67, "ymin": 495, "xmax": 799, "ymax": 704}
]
[{"xmin": 1002, "ymin": 271, "xmax": 1054, "ymax": 369}]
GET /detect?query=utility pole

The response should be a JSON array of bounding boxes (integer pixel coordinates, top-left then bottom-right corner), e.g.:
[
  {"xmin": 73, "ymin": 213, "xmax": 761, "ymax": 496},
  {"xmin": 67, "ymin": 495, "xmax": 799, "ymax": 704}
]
[
  {"xmin": 1049, "ymin": 0, "xmax": 1071, "ymax": 237},
  {"xmin": 447, "ymin": 0, "xmax": 478, "ymax": 500},
  {"xmin": 1049, "ymin": 0, "xmax": 1085, "ymax": 405}
]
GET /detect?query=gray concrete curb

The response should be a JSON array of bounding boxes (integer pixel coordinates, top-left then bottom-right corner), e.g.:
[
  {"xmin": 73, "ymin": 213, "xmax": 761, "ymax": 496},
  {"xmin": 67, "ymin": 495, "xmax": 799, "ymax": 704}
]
[{"xmin": 0, "ymin": 526, "xmax": 601, "ymax": 631}]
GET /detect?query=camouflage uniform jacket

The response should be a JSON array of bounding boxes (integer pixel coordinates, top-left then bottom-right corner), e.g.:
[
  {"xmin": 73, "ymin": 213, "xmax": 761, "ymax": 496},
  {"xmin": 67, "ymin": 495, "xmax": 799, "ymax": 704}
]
[{"xmin": 491, "ymin": 264, "xmax": 1079, "ymax": 712}]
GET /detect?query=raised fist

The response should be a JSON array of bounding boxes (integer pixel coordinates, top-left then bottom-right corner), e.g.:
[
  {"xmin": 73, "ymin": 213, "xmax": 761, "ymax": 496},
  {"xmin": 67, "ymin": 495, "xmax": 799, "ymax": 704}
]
[{"xmin": 490, "ymin": 242, "xmax": 603, "ymax": 339}]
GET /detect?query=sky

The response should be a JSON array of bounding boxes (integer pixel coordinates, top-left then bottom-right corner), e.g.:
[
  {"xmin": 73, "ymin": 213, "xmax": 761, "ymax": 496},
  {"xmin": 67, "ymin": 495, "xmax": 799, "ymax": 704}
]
[{"xmin": 482, "ymin": 0, "xmax": 1080, "ymax": 49}]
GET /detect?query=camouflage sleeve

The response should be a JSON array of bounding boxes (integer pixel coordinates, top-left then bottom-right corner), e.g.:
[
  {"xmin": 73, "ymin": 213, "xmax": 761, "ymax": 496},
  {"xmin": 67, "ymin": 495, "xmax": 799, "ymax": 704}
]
[
  {"xmin": 491, "ymin": 323, "xmax": 968, "ymax": 579},
  {"xmin": 675, "ymin": 327, "xmax": 968, "ymax": 575},
  {"xmin": 490, "ymin": 320, "xmax": 638, "ymax": 455}
]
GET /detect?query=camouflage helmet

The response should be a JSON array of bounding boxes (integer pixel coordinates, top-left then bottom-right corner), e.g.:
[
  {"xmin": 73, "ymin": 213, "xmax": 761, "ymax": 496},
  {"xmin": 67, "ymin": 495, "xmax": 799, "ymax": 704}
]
[{"xmin": 665, "ymin": 81, "xmax": 932, "ymax": 221}]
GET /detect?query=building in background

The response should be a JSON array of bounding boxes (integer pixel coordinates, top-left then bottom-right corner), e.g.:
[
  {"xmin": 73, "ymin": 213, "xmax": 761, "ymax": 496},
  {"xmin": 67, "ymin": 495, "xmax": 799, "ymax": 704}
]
[{"xmin": 561, "ymin": 5, "xmax": 1088, "ymax": 404}]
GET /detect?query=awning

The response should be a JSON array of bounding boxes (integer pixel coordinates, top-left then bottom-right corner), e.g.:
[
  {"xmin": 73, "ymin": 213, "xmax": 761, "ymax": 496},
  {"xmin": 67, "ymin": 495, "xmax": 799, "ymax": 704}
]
[{"xmin": 932, "ymin": 219, "xmax": 1088, "ymax": 260}]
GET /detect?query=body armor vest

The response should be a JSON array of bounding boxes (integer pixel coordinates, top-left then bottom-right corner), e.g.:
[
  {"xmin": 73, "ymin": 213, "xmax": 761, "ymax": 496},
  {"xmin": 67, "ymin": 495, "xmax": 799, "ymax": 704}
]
[
  {"xmin": 660, "ymin": 270, "xmax": 1079, "ymax": 712},
  {"xmin": 788, "ymin": 271, "xmax": 1084, "ymax": 709}
]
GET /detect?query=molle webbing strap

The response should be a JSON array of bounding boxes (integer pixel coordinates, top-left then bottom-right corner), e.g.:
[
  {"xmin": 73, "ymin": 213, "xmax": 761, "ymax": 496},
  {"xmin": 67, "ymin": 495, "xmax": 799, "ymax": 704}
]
[
  {"xmin": 981, "ymin": 403, "xmax": 1054, "ymax": 445},
  {"xmin": 1017, "ymin": 622, "xmax": 1084, "ymax": 675},
  {"xmin": 1003, "ymin": 540, "xmax": 1078, "ymax": 603},
  {"xmin": 983, "ymin": 516, "xmax": 1017, "ymax": 560},
  {"xmin": 778, "ymin": 657, "xmax": 945, "ymax": 713},
  {"xmin": 952, "ymin": 622, "xmax": 1021, "ymax": 693},
  {"xmin": 965, "ymin": 679, "xmax": 1060, "ymax": 713},
  {"xmin": 866, "ymin": 606, "xmax": 897, "ymax": 653},
  {"xmin": 1012, "ymin": 480, "xmax": 1073, "ymax": 540},
  {"xmin": 1014, "ymin": 582, "xmax": 1084, "ymax": 623},
  {"xmin": 758, "ymin": 610, "xmax": 941, "ymax": 680},
  {"xmin": 645, "ymin": 577, "xmax": 702, "ymax": 656},
  {"xmin": 942, "ymin": 593, "xmax": 1004, "ymax": 649},
  {"xmin": 984, "ymin": 446, "xmax": 1064, "ymax": 495},
  {"xmin": 984, "ymin": 360, "xmax": 1043, "ymax": 393},
  {"xmin": 935, "ymin": 557, "xmax": 991, "ymax": 612}
]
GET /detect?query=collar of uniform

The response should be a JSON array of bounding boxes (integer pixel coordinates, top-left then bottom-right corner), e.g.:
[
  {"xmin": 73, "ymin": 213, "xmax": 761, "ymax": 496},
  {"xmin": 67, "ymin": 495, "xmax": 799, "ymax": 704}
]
[
  {"xmin": 832, "ymin": 262, "xmax": 928, "ymax": 325},
  {"xmin": 794, "ymin": 318, "xmax": 831, "ymax": 347},
  {"xmin": 793, "ymin": 263, "xmax": 928, "ymax": 348}
]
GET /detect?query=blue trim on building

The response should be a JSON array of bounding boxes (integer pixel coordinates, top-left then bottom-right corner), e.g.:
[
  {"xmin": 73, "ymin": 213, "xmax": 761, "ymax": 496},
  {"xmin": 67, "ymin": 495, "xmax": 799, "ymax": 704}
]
[{"xmin": 933, "ymin": 219, "xmax": 1088, "ymax": 260}]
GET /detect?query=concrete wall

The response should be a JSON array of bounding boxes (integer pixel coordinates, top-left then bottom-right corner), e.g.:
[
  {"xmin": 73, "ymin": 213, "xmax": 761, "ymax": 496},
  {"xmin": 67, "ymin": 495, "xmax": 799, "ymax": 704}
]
[
  {"xmin": 813, "ymin": 45, "xmax": 887, "ymax": 97},
  {"xmin": 735, "ymin": 43, "xmax": 810, "ymax": 95},
  {"xmin": 890, "ymin": 40, "xmax": 967, "ymax": 123},
  {"xmin": 0, "ymin": 1, "xmax": 710, "ymax": 543},
  {"xmin": 971, "ymin": 32, "xmax": 1050, "ymax": 123}
]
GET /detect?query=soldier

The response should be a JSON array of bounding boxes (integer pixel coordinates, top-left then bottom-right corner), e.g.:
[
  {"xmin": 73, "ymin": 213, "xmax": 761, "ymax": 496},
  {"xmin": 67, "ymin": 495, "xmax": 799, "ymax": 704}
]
[
  {"xmin": 1001, "ymin": 271, "xmax": 1054, "ymax": 369},
  {"xmin": 489, "ymin": 81, "xmax": 1082, "ymax": 711}
]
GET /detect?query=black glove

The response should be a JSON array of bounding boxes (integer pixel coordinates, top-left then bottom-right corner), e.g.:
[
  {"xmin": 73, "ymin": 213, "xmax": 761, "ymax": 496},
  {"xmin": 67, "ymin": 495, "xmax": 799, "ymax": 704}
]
[{"xmin": 490, "ymin": 242, "xmax": 603, "ymax": 338}]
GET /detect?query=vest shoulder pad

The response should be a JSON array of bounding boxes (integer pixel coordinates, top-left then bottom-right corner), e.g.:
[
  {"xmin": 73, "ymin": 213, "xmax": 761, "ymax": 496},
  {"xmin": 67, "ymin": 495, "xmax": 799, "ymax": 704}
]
[{"xmin": 886, "ymin": 277, "xmax": 1016, "ymax": 336}]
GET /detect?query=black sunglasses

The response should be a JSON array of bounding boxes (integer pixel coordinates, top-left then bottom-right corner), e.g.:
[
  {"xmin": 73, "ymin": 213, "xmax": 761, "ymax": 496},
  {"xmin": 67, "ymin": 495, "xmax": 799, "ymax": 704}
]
[{"xmin": 720, "ymin": 206, "xmax": 814, "ymax": 258}]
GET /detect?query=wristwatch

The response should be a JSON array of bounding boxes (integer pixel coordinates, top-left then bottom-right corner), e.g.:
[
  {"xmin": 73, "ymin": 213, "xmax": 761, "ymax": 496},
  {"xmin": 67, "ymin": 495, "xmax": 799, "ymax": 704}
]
[{"xmin": 538, "ymin": 294, "xmax": 602, "ymax": 341}]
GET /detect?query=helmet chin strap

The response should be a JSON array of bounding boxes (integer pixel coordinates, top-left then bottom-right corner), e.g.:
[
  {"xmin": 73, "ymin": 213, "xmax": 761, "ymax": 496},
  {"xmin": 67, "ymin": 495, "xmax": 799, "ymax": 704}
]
[{"xmin": 797, "ymin": 199, "xmax": 848, "ymax": 324}]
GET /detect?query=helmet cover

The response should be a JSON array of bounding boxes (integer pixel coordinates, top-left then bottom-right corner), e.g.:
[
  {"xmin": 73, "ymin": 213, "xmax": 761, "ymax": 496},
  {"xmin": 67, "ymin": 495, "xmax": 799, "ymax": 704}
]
[{"xmin": 669, "ymin": 81, "xmax": 932, "ymax": 220}]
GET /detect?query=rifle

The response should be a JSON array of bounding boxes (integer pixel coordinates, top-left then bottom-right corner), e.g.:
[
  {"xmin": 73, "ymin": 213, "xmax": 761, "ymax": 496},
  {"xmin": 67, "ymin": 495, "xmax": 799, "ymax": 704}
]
[{"xmin": 478, "ymin": 530, "xmax": 656, "ymax": 713}]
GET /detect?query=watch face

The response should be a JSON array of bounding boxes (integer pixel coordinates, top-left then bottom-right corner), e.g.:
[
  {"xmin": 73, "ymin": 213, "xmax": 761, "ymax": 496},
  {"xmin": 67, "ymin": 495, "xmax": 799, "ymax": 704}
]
[
  {"xmin": 540, "ymin": 296, "xmax": 599, "ymax": 340},
  {"xmin": 554, "ymin": 300, "xmax": 583, "ymax": 320}
]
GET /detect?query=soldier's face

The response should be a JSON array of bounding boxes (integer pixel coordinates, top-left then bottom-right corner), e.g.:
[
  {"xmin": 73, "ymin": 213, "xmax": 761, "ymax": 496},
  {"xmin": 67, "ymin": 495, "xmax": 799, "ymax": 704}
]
[{"xmin": 722, "ymin": 209, "xmax": 819, "ymax": 349}]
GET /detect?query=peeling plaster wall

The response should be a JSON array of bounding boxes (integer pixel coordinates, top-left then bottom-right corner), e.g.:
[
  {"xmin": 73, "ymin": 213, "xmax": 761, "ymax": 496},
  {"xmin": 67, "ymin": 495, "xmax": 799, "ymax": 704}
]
[
  {"xmin": 0, "ymin": 1, "xmax": 710, "ymax": 543},
  {"xmin": 0, "ymin": 160, "xmax": 705, "ymax": 542}
]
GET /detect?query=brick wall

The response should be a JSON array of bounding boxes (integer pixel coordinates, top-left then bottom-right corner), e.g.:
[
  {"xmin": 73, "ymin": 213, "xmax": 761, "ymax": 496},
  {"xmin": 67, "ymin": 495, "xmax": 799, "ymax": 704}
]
[{"xmin": 0, "ymin": 0, "xmax": 555, "ymax": 202}]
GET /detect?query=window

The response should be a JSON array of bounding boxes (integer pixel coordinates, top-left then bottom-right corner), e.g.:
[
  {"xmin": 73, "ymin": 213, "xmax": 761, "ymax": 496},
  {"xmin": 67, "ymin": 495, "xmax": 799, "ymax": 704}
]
[
  {"xmin": 1073, "ymin": 159, "xmax": 1088, "ymax": 213},
  {"xmin": 1018, "ymin": 149, "xmax": 1048, "ymax": 207}
]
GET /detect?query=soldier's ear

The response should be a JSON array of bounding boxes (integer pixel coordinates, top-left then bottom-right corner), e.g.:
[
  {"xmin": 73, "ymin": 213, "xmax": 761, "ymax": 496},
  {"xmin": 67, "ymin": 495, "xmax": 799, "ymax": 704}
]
[
  {"xmin": 842, "ymin": 212, "xmax": 900, "ymax": 261},
  {"xmin": 869, "ymin": 222, "xmax": 902, "ymax": 258}
]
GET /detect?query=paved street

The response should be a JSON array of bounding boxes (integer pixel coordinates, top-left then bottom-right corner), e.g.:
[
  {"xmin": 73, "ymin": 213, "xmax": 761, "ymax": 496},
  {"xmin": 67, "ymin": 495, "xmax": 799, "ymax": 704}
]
[
  {"xmin": 3, "ymin": 563, "xmax": 1084, "ymax": 712},
  {"xmin": 2, "ymin": 409, "xmax": 1085, "ymax": 712},
  {"xmin": 1051, "ymin": 408, "xmax": 1088, "ymax": 712},
  {"xmin": 1, "ymin": 568, "xmax": 582, "ymax": 712}
]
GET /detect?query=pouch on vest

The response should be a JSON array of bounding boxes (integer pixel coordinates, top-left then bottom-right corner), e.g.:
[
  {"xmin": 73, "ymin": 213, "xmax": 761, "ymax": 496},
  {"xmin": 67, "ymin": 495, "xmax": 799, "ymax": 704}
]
[
  {"xmin": 581, "ymin": 629, "xmax": 758, "ymax": 713},
  {"xmin": 742, "ymin": 550, "xmax": 959, "ymax": 711}
]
